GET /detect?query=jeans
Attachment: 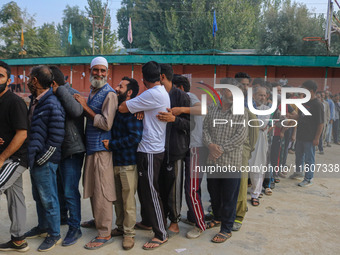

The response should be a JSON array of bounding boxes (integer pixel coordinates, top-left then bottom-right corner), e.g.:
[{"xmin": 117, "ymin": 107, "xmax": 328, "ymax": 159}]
[
  {"xmin": 59, "ymin": 153, "xmax": 84, "ymax": 229},
  {"xmin": 333, "ymin": 119, "xmax": 339, "ymax": 143},
  {"xmin": 30, "ymin": 162, "xmax": 60, "ymax": 236},
  {"xmin": 318, "ymin": 128, "xmax": 324, "ymax": 152},
  {"xmin": 325, "ymin": 122, "xmax": 333, "ymax": 143},
  {"xmin": 295, "ymin": 140, "xmax": 315, "ymax": 181}
]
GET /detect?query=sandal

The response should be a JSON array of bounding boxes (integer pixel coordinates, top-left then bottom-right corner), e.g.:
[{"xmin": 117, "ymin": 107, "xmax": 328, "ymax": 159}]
[
  {"xmin": 111, "ymin": 228, "xmax": 124, "ymax": 237},
  {"xmin": 84, "ymin": 236, "xmax": 113, "ymax": 250},
  {"xmin": 259, "ymin": 193, "xmax": 264, "ymax": 198},
  {"xmin": 142, "ymin": 239, "xmax": 168, "ymax": 250},
  {"xmin": 251, "ymin": 198, "xmax": 260, "ymax": 206},
  {"xmin": 211, "ymin": 232, "xmax": 232, "ymax": 243},
  {"xmin": 81, "ymin": 219, "xmax": 96, "ymax": 228},
  {"xmin": 265, "ymin": 188, "xmax": 273, "ymax": 196},
  {"xmin": 274, "ymin": 178, "xmax": 280, "ymax": 183},
  {"xmin": 206, "ymin": 220, "xmax": 221, "ymax": 229}
]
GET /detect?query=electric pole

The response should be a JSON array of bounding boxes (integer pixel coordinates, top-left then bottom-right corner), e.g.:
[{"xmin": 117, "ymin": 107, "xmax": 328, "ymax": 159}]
[{"xmin": 89, "ymin": 15, "xmax": 99, "ymax": 55}]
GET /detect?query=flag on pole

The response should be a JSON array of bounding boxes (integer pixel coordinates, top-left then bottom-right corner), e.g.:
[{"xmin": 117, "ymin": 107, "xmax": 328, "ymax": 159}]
[
  {"xmin": 212, "ymin": 10, "xmax": 218, "ymax": 37},
  {"xmin": 20, "ymin": 27, "xmax": 24, "ymax": 48},
  {"xmin": 68, "ymin": 24, "xmax": 73, "ymax": 45},
  {"xmin": 128, "ymin": 18, "xmax": 133, "ymax": 44}
]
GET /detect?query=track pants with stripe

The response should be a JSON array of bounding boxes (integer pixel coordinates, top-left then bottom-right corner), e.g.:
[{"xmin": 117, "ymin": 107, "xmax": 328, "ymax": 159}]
[
  {"xmin": 0, "ymin": 159, "xmax": 27, "ymax": 240},
  {"xmin": 137, "ymin": 152, "xmax": 167, "ymax": 241},
  {"xmin": 184, "ymin": 147, "xmax": 208, "ymax": 231},
  {"xmin": 159, "ymin": 155, "xmax": 185, "ymax": 224}
]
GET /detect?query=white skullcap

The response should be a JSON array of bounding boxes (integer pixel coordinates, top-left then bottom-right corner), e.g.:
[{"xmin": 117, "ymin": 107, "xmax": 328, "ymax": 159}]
[{"xmin": 90, "ymin": 57, "xmax": 108, "ymax": 69}]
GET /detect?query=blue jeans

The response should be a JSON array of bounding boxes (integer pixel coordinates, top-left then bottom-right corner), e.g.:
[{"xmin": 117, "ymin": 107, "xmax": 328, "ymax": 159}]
[
  {"xmin": 59, "ymin": 153, "xmax": 84, "ymax": 229},
  {"xmin": 325, "ymin": 122, "xmax": 333, "ymax": 143},
  {"xmin": 30, "ymin": 162, "xmax": 60, "ymax": 236},
  {"xmin": 295, "ymin": 140, "xmax": 315, "ymax": 181}
]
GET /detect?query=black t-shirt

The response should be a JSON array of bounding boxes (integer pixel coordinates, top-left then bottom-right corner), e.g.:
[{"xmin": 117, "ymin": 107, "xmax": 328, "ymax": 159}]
[
  {"xmin": 296, "ymin": 98, "xmax": 324, "ymax": 142},
  {"xmin": 0, "ymin": 90, "xmax": 28, "ymax": 168}
]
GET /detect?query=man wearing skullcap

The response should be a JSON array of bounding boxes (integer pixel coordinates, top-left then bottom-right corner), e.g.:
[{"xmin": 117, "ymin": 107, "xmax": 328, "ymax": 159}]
[{"xmin": 74, "ymin": 56, "xmax": 118, "ymax": 249}]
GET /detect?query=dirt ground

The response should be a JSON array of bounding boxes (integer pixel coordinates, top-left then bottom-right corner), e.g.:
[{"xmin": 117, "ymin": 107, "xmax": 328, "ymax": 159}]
[{"xmin": 1, "ymin": 145, "xmax": 340, "ymax": 255}]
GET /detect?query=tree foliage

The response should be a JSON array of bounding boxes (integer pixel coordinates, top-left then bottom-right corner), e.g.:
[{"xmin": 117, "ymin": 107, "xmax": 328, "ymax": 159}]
[
  {"xmin": 117, "ymin": 0, "xmax": 262, "ymax": 52},
  {"xmin": 258, "ymin": 0, "xmax": 328, "ymax": 55}
]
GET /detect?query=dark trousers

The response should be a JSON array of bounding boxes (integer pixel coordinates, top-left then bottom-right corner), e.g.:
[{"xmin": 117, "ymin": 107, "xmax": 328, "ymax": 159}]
[
  {"xmin": 281, "ymin": 128, "xmax": 292, "ymax": 166},
  {"xmin": 333, "ymin": 119, "xmax": 339, "ymax": 143},
  {"xmin": 263, "ymin": 136, "xmax": 281, "ymax": 188},
  {"xmin": 137, "ymin": 152, "xmax": 167, "ymax": 241},
  {"xmin": 184, "ymin": 147, "xmax": 208, "ymax": 230},
  {"xmin": 318, "ymin": 128, "xmax": 325, "ymax": 152},
  {"xmin": 207, "ymin": 174, "xmax": 240, "ymax": 233},
  {"xmin": 159, "ymin": 154, "xmax": 184, "ymax": 223}
]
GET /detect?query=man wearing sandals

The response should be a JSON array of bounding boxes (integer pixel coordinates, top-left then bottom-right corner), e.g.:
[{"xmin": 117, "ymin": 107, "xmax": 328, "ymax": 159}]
[
  {"xmin": 203, "ymin": 78, "xmax": 247, "ymax": 243},
  {"xmin": 119, "ymin": 61, "xmax": 170, "ymax": 250},
  {"xmin": 248, "ymin": 86, "xmax": 271, "ymax": 207},
  {"xmin": 74, "ymin": 57, "xmax": 118, "ymax": 249},
  {"xmin": 102, "ymin": 77, "xmax": 143, "ymax": 250}
]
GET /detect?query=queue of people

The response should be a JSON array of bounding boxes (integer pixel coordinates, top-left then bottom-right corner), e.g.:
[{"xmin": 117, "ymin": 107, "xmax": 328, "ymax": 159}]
[{"xmin": 0, "ymin": 58, "xmax": 338, "ymax": 252}]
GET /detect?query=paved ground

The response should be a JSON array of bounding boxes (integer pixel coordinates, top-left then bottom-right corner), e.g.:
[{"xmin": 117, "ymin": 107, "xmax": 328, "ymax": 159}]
[{"xmin": 1, "ymin": 145, "xmax": 340, "ymax": 255}]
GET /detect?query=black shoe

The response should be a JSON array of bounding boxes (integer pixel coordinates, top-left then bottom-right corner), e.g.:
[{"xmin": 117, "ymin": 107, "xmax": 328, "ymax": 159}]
[
  {"xmin": 38, "ymin": 235, "xmax": 61, "ymax": 252},
  {"xmin": 0, "ymin": 240, "xmax": 30, "ymax": 252},
  {"xmin": 62, "ymin": 227, "xmax": 82, "ymax": 246},
  {"xmin": 24, "ymin": 226, "xmax": 48, "ymax": 239},
  {"xmin": 205, "ymin": 212, "xmax": 214, "ymax": 221}
]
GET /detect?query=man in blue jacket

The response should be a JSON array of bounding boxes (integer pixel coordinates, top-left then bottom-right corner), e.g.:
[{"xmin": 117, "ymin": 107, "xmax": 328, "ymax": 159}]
[
  {"xmin": 50, "ymin": 66, "xmax": 85, "ymax": 246},
  {"xmin": 24, "ymin": 65, "xmax": 65, "ymax": 252}
]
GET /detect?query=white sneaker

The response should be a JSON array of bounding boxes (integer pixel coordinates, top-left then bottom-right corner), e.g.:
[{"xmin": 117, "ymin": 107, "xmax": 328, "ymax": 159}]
[
  {"xmin": 186, "ymin": 227, "xmax": 203, "ymax": 239},
  {"xmin": 298, "ymin": 180, "xmax": 312, "ymax": 187}
]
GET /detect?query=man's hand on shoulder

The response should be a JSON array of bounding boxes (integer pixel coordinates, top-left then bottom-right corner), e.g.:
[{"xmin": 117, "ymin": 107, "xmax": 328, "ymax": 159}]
[
  {"xmin": 157, "ymin": 108, "xmax": 176, "ymax": 122},
  {"xmin": 73, "ymin": 94, "xmax": 87, "ymax": 107}
]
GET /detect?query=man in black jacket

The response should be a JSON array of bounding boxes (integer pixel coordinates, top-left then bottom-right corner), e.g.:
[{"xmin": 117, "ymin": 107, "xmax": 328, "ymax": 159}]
[
  {"xmin": 50, "ymin": 66, "xmax": 85, "ymax": 246},
  {"xmin": 157, "ymin": 64, "xmax": 191, "ymax": 237}
]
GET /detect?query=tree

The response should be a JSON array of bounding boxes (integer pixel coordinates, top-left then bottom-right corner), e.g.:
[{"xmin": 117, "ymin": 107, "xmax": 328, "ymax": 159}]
[
  {"xmin": 116, "ymin": 0, "xmax": 263, "ymax": 52},
  {"xmin": 0, "ymin": 1, "xmax": 42, "ymax": 58},
  {"xmin": 58, "ymin": 5, "xmax": 92, "ymax": 56},
  {"xmin": 85, "ymin": 0, "xmax": 118, "ymax": 55},
  {"xmin": 38, "ymin": 23, "xmax": 63, "ymax": 57},
  {"xmin": 258, "ymin": 0, "xmax": 327, "ymax": 55}
]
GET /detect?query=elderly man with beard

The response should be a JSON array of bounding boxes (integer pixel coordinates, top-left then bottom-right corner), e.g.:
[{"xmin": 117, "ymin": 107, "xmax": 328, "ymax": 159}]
[
  {"xmin": 74, "ymin": 57, "xmax": 118, "ymax": 250},
  {"xmin": 248, "ymin": 86, "xmax": 271, "ymax": 206},
  {"xmin": 203, "ymin": 78, "xmax": 247, "ymax": 243},
  {"xmin": 102, "ymin": 77, "xmax": 143, "ymax": 250}
]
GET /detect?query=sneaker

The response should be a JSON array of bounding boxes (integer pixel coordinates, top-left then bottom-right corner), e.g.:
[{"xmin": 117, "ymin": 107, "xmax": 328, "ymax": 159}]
[
  {"xmin": 38, "ymin": 235, "xmax": 61, "ymax": 252},
  {"xmin": 0, "ymin": 239, "xmax": 30, "ymax": 252},
  {"xmin": 289, "ymin": 172, "xmax": 304, "ymax": 180},
  {"xmin": 298, "ymin": 180, "xmax": 313, "ymax": 187},
  {"xmin": 62, "ymin": 227, "xmax": 82, "ymax": 246},
  {"xmin": 24, "ymin": 226, "xmax": 48, "ymax": 239},
  {"xmin": 186, "ymin": 227, "xmax": 203, "ymax": 239},
  {"xmin": 232, "ymin": 222, "xmax": 242, "ymax": 232},
  {"xmin": 319, "ymin": 151, "xmax": 324, "ymax": 155}
]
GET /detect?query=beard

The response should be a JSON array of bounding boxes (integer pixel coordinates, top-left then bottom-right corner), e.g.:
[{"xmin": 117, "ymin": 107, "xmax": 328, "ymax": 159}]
[
  {"xmin": 118, "ymin": 90, "xmax": 128, "ymax": 105},
  {"xmin": 90, "ymin": 75, "xmax": 107, "ymax": 88}
]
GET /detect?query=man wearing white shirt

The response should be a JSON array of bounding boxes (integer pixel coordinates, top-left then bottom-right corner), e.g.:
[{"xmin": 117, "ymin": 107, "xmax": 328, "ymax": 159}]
[{"xmin": 119, "ymin": 61, "xmax": 170, "ymax": 250}]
